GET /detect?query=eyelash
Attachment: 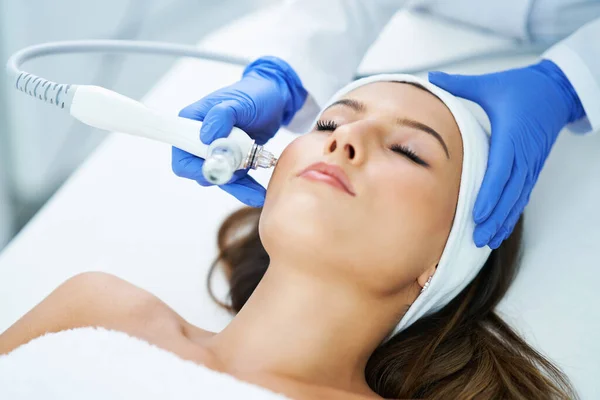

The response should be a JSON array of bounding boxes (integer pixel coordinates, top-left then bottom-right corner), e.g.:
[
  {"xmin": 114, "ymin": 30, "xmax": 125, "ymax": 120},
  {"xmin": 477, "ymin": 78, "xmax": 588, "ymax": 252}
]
[
  {"xmin": 315, "ymin": 119, "xmax": 429, "ymax": 167},
  {"xmin": 316, "ymin": 120, "xmax": 338, "ymax": 131},
  {"xmin": 389, "ymin": 144, "xmax": 428, "ymax": 167}
]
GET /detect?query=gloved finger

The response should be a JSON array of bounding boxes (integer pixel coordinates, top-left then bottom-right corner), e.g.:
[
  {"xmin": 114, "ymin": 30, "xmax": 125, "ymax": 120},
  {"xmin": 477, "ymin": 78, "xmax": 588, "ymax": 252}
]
[
  {"xmin": 192, "ymin": 163, "xmax": 252, "ymax": 188},
  {"xmin": 473, "ymin": 162, "xmax": 526, "ymax": 248},
  {"xmin": 173, "ymin": 145, "xmax": 256, "ymax": 188},
  {"xmin": 509, "ymin": 193, "xmax": 531, "ymax": 237},
  {"xmin": 488, "ymin": 228, "xmax": 507, "ymax": 250},
  {"xmin": 178, "ymin": 97, "xmax": 215, "ymax": 121},
  {"xmin": 487, "ymin": 194, "xmax": 527, "ymax": 249},
  {"xmin": 473, "ymin": 132, "xmax": 515, "ymax": 223},
  {"xmin": 172, "ymin": 147, "xmax": 232, "ymax": 186},
  {"xmin": 172, "ymin": 146, "xmax": 207, "ymax": 182},
  {"xmin": 220, "ymin": 174, "xmax": 266, "ymax": 208},
  {"xmin": 428, "ymin": 71, "xmax": 484, "ymax": 103},
  {"xmin": 199, "ymin": 100, "xmax": 238, "ymax": 145},
  {"xmin": 491, "ymin": 180, "xmax": 533, "ymax": 246}
]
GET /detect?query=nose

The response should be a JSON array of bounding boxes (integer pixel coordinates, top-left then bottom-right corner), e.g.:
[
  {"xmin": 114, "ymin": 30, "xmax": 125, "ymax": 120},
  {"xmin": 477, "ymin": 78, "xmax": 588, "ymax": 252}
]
[{"xmin": 323, "ymin": 121, "xmax": 377, "ymax": 165}]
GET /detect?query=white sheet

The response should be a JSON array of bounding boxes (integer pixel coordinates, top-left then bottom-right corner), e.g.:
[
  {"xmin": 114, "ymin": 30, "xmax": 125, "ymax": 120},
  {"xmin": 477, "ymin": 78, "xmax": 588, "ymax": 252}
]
[{"xmin": 0, "ymin": 8, "xmax": 598, "ymax": 399}]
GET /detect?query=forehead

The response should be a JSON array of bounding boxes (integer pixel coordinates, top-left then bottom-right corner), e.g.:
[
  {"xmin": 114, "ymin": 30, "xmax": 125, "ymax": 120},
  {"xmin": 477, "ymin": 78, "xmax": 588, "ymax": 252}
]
[{"xmin": 334, "ymin": 81, "xmax": 463, "ymax": 160}]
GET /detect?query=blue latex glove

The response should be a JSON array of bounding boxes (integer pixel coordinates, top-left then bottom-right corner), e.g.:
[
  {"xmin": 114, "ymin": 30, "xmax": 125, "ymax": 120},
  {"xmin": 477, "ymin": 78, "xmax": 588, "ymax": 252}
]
[
  {"xmin": 429, "ymin": 60, "xmax": 585, "ymax": 249},
  {"xmin": 172, "ymin": 56, "xmax": 307, "ymax": 207}
]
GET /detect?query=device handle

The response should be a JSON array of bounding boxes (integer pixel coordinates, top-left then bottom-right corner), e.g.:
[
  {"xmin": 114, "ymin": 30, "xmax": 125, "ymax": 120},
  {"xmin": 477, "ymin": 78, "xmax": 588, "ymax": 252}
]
[{"xmin": 69, "ymin": 85, "xmax": 210, "ymax": 159}]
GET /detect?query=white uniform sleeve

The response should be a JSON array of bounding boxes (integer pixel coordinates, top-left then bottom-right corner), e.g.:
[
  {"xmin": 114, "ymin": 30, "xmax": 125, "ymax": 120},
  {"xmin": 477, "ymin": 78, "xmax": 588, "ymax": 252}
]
[
  {"xmin": 543, "ymin": 17, "xmax": 600, "ymax": 134},
  {"xmin": 240, "ymin": 0, "xmax": 401, "ymax": 132}
]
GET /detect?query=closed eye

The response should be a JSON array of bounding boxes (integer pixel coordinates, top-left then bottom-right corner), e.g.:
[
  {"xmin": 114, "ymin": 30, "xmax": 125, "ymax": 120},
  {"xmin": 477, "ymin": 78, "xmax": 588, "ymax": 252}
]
[
  {"xmin": 389, "ymin": 144, "xmax": 429, "ymax": 167},
  {"xmin": 316, "ymin": 120, "xmax": 338, "ymax": 131}
]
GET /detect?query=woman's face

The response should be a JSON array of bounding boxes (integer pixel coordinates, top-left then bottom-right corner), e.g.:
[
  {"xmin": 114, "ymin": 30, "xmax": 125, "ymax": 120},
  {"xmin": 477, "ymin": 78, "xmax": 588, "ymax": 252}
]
[{"xmin": 259, "ymin": 82, "xmax": 463, "ymax": 298}]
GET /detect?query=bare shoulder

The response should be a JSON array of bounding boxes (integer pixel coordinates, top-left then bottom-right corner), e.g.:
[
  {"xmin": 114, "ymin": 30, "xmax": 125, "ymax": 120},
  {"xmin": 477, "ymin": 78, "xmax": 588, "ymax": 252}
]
[
  {"xmin": 64, "ymin": 270, "xmax": 157, "ymax": 305},
  {"xmin": 72, "ymin": 271, "xmax": 167, "ymax": 311},
  {"xmin": 57, "ymin": 271, "xmax": 195, "ymax": 335},
  {"xmin": 60, "ymin": 272, "xmax": 217, "ymax": 357},
  {"xmin": 0, "ymin": 271, "xmax": 207, "ymax": 354}
]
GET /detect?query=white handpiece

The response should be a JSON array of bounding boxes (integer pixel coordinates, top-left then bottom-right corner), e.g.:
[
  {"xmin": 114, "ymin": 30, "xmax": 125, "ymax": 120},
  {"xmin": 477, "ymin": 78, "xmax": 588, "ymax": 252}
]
[
  {"xmin": 67, "ymin": 85, "xmax": 277, "ymax": 185},
  {"xmin": 69, "ymin": 85, "xmax": 253, "ymax": 160}
]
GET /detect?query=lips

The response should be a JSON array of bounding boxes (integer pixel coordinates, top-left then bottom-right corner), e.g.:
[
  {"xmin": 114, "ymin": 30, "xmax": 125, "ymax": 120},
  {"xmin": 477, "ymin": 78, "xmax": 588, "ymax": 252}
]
[{"xmin": 297, "ymin": 162, "xmax": 356, "ymax": 196}]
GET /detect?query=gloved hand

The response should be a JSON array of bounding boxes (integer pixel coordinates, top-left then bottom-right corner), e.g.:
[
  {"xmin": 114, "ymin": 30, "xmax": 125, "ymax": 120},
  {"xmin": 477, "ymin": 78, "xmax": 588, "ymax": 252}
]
[
  {"xmin": 172, "ymin": 56, "xmax": 307, "ymax": 207},
  {"xmin": 429, "ymin": 60, "xmax": 585, "ymax": 249}
]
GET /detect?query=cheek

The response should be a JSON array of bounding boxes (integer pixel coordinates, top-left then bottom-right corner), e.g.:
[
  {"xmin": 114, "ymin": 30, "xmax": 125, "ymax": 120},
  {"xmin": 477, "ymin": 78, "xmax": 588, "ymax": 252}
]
[
  {"xmin": 363, "ymin": 162, "xmax": 457, "ymax": 271},
  {"xmin": 263, "ymin": 135, "xmax": 311, "ymax": 204},
  {"xmin": 259, "ymin": 135, "xmax": 319, "ymax": 253}
]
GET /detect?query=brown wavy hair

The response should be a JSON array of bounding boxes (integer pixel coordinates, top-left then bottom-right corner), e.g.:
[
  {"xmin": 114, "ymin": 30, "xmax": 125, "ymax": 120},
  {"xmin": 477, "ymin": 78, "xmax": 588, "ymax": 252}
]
[{"xmin": 207, "ymin": 206, "xmax": 575, "ymax": 399}]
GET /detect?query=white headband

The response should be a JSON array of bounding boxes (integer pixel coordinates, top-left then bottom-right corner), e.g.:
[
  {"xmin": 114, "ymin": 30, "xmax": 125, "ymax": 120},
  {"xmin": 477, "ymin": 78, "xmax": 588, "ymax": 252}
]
[{"xmin": 315, "ymin": 74, "xmax": 492, "ymax": 336}]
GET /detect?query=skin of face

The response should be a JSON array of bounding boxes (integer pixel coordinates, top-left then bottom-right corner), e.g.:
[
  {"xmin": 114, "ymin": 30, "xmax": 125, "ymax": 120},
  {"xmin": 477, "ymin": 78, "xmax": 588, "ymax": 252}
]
[{"xmin": 259, "ymin": 81, "xmax": 464, "ymax": 301}]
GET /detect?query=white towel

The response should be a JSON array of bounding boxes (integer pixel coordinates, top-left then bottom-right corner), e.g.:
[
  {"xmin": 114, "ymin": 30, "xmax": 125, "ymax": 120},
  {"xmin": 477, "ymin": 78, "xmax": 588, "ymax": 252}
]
[{"xmin": 0, "ymin": 327, "xmax": 290, "ymax": 400}]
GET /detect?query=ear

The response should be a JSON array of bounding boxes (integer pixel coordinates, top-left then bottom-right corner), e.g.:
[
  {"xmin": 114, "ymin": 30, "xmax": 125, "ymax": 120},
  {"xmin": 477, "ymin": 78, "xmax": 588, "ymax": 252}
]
[{"xmin": 417, "ymin": 264, "xmax": 437, "ymax": 290}]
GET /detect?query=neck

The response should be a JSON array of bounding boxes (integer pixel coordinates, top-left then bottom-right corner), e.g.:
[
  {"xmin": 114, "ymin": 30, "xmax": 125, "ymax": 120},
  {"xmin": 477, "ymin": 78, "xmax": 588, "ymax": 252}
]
[{"xmin": 205, "ymin": 257, "xmax": 405, "ymax": 394}]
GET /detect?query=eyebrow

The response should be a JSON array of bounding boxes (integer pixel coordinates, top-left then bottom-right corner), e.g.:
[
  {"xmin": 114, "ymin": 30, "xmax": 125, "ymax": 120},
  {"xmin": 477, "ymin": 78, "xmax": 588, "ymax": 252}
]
[{"xmin": 325, "ymin": 99, "xmax": 450, "ymax": 159}]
